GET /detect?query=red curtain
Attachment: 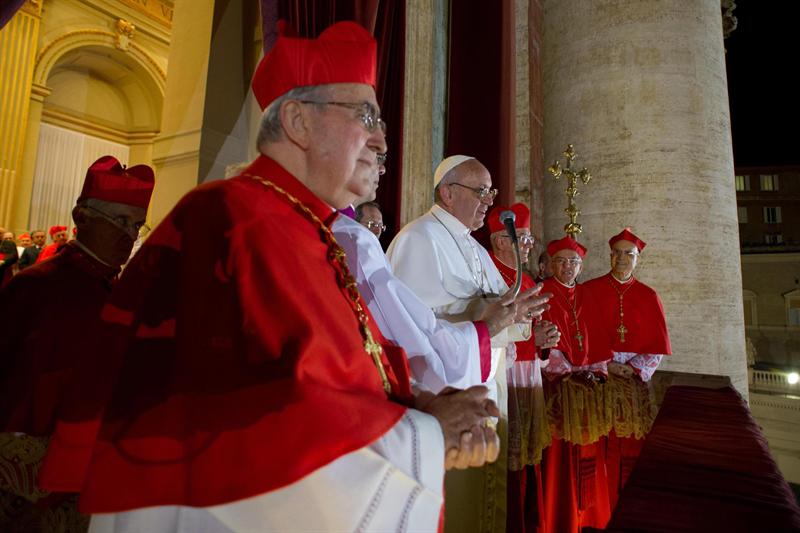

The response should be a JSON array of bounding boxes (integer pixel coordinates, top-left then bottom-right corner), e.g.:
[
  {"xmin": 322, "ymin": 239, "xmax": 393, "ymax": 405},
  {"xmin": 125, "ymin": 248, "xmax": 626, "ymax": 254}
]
[
  {"xmin": 260, "ymin": 0, "xmax": 406, "ymax": 246},
  {"xmin": 0, "ymin": 0, "xmax": 26, "ymax": 30},
  {"xmin": 446, "ymin": 0, "xmax": 515, "ymax": 248}
]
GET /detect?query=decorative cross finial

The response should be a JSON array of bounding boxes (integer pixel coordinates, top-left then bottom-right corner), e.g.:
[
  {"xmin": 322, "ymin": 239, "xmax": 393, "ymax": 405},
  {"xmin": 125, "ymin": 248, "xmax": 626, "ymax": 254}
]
[{"xmin": 547, "ymin": 144, "xmax": 592, "ymax": 238}]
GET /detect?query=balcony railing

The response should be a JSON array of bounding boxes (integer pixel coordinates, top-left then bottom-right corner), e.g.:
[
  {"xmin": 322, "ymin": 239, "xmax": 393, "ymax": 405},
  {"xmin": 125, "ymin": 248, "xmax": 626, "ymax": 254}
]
[{"xmin": 749, "ymin": 368, "xmax": 800, "ymax": 395}]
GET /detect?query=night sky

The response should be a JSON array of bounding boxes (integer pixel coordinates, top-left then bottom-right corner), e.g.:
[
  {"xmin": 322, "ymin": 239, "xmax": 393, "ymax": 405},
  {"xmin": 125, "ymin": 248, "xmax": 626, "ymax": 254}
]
[{"xmin": 725, "ymin": 3, "xmax": 800, "ymax": 168}]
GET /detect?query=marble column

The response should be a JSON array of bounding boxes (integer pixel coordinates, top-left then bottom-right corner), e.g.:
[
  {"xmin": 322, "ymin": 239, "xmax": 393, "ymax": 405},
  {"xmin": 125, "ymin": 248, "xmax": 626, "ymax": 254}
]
[{"xmin": 542, "ymin": 0, "xmax": 747, "ymax": 393}]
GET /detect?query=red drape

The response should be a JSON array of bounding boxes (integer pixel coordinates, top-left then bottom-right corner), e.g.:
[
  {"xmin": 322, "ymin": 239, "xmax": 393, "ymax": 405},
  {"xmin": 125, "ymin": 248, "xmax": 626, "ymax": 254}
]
[
  {"xmin": 446, "ymin": 0, "xmax": 515, "ymax": 248},
  {"xmin": 260, "ymin": 0, "xmax": 406, "ymax": 246},
  {"xmin": 0, "ymin": 0, "xmax": 26, "ymax": 30},
  {"xmin": 606, "ymin": 385, "xmax": 800, "ymax": 531}
]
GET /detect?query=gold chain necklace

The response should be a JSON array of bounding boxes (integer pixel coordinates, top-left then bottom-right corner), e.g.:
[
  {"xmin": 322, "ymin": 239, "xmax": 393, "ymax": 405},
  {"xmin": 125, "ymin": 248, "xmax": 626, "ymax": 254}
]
[
  {"xmin": 246, "ymin": 174, "xmax": 392, "ymax": 395},
  {"xmin": 607, "ymin": 276, "xmax": 636, "ymax": 343},
  {"xmin": 553, "ymin": 282, "xmax": 584, "ymax": 352}
]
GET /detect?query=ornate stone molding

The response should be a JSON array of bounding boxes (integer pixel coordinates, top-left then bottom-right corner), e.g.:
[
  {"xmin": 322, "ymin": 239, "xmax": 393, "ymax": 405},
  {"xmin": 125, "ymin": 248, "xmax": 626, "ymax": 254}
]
[
  {"xmin": 115, "ymin": 18, "xmax": 136, "ymax": 50},
  {"xmin": 722, "ymin": 0, "xmax": 737, "ymax": 40},
  {"xmin": 34, "ymin": 29, "xmax": 166, "ymax": 94}
]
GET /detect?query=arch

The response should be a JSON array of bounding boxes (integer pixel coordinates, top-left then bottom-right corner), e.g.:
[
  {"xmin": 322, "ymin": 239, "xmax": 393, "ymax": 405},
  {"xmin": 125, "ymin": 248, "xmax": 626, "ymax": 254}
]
[{"xmin": 34, "ymin": 29, "xmax": 165, "ymax": 96}]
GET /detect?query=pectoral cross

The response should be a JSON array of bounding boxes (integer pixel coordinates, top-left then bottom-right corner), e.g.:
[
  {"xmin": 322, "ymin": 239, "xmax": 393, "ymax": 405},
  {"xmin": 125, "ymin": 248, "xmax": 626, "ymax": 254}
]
[
  {"xmin": 617, "ymin": 323, "xmax": 627, "ymax": 343},
  {"xmin": 574, "ymin": 330, "xmax": 584, "ymax": 352},
  {"xmin": 364, "ymin": 327, "xmax": 392, "ymax": 394}
]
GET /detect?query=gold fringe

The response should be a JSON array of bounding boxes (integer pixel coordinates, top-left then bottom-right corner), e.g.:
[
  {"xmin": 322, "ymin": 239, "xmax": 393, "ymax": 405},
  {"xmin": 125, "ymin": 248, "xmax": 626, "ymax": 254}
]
[{"xmin": 509, "ymin": 373, "xmax": 670, "ymax": 468}]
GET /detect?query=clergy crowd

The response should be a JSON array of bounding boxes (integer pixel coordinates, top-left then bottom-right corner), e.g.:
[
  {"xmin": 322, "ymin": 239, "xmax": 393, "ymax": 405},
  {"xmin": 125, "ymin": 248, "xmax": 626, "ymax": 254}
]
[{"xmin": 0, "ymin": 20, "xmax": 671, "ymax": 533}]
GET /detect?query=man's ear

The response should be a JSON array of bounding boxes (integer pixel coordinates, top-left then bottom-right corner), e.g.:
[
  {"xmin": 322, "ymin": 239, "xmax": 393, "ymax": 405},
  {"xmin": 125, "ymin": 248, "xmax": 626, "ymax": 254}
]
[
  {"xmin": 438, "ymin": 182, "xmax": 453, "ymax": 208},
  {"xmin": 280, "ymin": 100, "xmax": 313, "ymax": 149}
]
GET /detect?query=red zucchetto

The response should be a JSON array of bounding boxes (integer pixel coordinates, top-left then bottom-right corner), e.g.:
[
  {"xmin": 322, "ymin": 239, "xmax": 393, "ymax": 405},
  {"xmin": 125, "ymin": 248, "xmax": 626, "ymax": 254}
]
[
  {"xmin": 77, "ymin": 156, "xmax": 154, "ymax": 209},
  {"xmin": 251, "ymin": 21, "xmax": 377, "ymax": 111},
  {"xmin": 49, "ymin": 225, "xmax": 67, "ymax": 237},
  {"xmin": 487, "ymin": 203, "xmax": 531, "ymax": 234},
  {"xmin": 608, "ymin": 227, "xmax": 646, "ymax": 251},
  {"xmin": 547, "ymin": 236, "xmax": 587, "ymax": 258}
]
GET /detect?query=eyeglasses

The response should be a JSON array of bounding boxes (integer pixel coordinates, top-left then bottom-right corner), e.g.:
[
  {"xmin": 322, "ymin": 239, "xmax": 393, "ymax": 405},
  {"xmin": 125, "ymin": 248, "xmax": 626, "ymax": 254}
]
[
  {"xmin": 377, "ymin": 153, "xmax": 388, "ymax": 166},
  {"xmin": 85, "ymin": 205, "xmax": 145, "ymax": 238},
  {"xmin": 501, "ymin": 234, "xmax": 534, "ymax": 246},
  {"xmin": 612, "ymin": 250, "xmax": 639, "ymax": 258},
  {"xmin": 552, "ymin": 257, "xmax": 582, "ymax": 266},
  {"xmin": 448, "ymin": 182, "xmax": 498, "ymax": 201},
  {"xmin": 364, "ymin": 220, "xmax": 387, "ymax": 233},
  {"xmin": 298, "ymin": 100, "xmax": 387, "ymax": 135}
]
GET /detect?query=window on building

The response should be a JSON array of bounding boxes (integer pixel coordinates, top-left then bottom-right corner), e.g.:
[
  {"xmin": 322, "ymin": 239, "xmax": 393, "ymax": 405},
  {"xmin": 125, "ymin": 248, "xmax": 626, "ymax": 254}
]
[
  {"xmin": 785, "ymin": 290, "xmax": 800, "ymax": 327},
  {"xmin": 735, "ymin": 175, "xmax": 750, "ymax": 191},
  {"xmin": 760, "ymin": 174, "xmax": 779, "ymax": 191},
  {"xmin": 763, "ymin": 206, "xmax": 782, "ymax": 224},
  {"xmin": 737, "ymin": 206, "xmax": 748, "ymax": 223},
  {"xmin": 764, "ymin": 233, "xmax": 784, "ymax": 244},
  {"xmin": 743, "ymin": 290, "xmax": 758, "ymax": 327}
]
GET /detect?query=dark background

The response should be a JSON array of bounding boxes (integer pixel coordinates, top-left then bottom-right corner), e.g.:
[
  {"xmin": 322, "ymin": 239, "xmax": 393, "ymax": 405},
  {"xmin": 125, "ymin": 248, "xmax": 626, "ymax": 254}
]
[{"xmin": 725, "ymin": 3, "xmax": 800, "ymax": 167}]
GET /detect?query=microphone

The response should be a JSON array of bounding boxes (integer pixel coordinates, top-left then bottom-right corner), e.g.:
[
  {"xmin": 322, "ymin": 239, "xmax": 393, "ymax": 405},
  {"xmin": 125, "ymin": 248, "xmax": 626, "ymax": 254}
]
[
  {"xmin": 500, "ymin": 210, "xmax": 518, "ymax": 245},
  {"xmin": 499, "ymin": 210, "xmax": 522, "ymax": 298}
]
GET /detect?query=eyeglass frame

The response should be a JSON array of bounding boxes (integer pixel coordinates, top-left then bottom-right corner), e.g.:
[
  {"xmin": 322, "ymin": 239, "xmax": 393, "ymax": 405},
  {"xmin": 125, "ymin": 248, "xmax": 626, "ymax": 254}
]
[
  {"xmin": 500, "ymin": 233, "xmax": 535, "ymax": 246},
  {"xmin": 297, "ymin": 100, "xmax": 387, "ymax": 135},
  {"xmin": 83, "ymin": 204, "xmax": 146, "ymax": 239},
  {"xmin": 447, "ymin": 182, "xmax": 498, "ymax": 201},
  {"xmin": 364, "ymin": 220, "xmax": 387, "ymax": 233}
]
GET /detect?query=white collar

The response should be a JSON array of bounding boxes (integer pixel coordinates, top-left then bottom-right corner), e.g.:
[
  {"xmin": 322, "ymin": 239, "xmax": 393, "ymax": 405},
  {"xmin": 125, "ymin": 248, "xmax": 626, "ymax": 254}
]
[
  {"xmin": 554, "ymin": 277, "xmax": 577, "ymax": 289},
  {"xmin": 611, "ymin": 272, "xmax": 635, "ymax": 284},
  {"xmin": 430, "ymin": 204, "xmax": 471, "ymax": 236}
]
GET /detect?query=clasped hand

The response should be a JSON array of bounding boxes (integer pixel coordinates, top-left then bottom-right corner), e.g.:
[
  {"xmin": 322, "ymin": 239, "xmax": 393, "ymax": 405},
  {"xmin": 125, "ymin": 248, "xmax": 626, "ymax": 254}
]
[{"xmin": 415, "ymin": 386, "xmax": 500, "ymax": 470}]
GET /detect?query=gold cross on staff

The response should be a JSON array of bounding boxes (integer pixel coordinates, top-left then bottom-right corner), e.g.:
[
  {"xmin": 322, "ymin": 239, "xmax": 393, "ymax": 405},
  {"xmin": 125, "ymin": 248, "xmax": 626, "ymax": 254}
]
[
  {"xmin": 547, "ymin": 144, "xmax": 593, "ymax": 239},
  {"xmin": 574, "ymin": 330, "xmax": 584, "ymax": 352},
  {"xmin": 617, "ymin": 323, "xmax": 627, "ymax": 343}
]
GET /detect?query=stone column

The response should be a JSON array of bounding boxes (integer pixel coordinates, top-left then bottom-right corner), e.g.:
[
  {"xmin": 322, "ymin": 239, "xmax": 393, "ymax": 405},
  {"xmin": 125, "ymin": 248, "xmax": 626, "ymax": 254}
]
[
  {"xmin": 400, "ymin": 0, "xmax": 437, "ymax": 226},
  {"xmin": 0, "ymin": 0, "xmax": 41, "ymax": 231},
  {"xmin": 542, "ymin": 0, "xmax": 747, "ymax": 392}
]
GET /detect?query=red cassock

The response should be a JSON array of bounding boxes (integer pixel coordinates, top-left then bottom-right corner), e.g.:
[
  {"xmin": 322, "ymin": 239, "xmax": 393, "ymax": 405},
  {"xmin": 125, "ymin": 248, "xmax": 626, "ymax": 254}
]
[
  {"xmin": 583, "ymin": 272, "xmax": 672, "ymax": 362},
  {"xmin": 39, "ymin": 155, "xmax": 413, "ymax": 514},
  {"xmin": 540, "ymin": 278, "xmax": 598, "ymax": 366},
  {"xmin": 34, "ymin": 242, "xmax": 60, "ymax": 264},
  {"xmin": 489, "ymin": 251, "xmax": 536, "ymax": 361},
  {"xmin": 0, "ymin": 242, "xmax": 118, "ymax": 436}
]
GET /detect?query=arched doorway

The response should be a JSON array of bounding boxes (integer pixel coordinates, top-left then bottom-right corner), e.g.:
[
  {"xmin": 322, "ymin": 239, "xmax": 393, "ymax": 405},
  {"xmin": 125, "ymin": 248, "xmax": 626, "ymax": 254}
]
[{"xmin": 26, "ymin": 42, "xmax": 163, "ymax": 233}]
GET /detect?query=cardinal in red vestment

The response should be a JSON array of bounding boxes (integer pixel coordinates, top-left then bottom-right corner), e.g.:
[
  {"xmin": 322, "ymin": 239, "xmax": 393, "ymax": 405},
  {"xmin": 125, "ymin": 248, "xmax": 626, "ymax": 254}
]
[
  {"xmin": 0, "ymin": 155, "xmax": 153, "ymax": 530},
  {"xmin": 486, "ymin": 204, "xmax": 560, "ymax": 533},
  {"xmin": 34, "ymin": 225, "xmax": 69, "ymax": 264},
  {"xmin": 38, "ymin": 21, "xmax": 501, "ymax": 532},
  {"xmin": 583, "ymin": 228, "xmax": 671, "ymax": 381}
]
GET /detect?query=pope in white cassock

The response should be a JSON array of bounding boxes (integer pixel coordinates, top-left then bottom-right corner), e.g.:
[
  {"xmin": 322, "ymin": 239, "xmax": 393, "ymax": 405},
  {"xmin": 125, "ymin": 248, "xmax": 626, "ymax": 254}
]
[
  {"xmin": 387, "ymin": 155, "xmax": 531, "ymax": 533},
  {"xmin": 333, "ymin": 163, "xmax": 547, "ymax": 395}
]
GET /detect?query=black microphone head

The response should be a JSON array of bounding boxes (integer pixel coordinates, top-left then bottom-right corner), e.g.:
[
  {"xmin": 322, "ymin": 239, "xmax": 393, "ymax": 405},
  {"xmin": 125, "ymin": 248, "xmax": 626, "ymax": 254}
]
[
  {"xmin": 499, "ymin": 210, "xmax": 516, "ymax": 224},
  {"xmin": 500, "ymin": 210, "xmax": 518, "ymax": 244}
]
